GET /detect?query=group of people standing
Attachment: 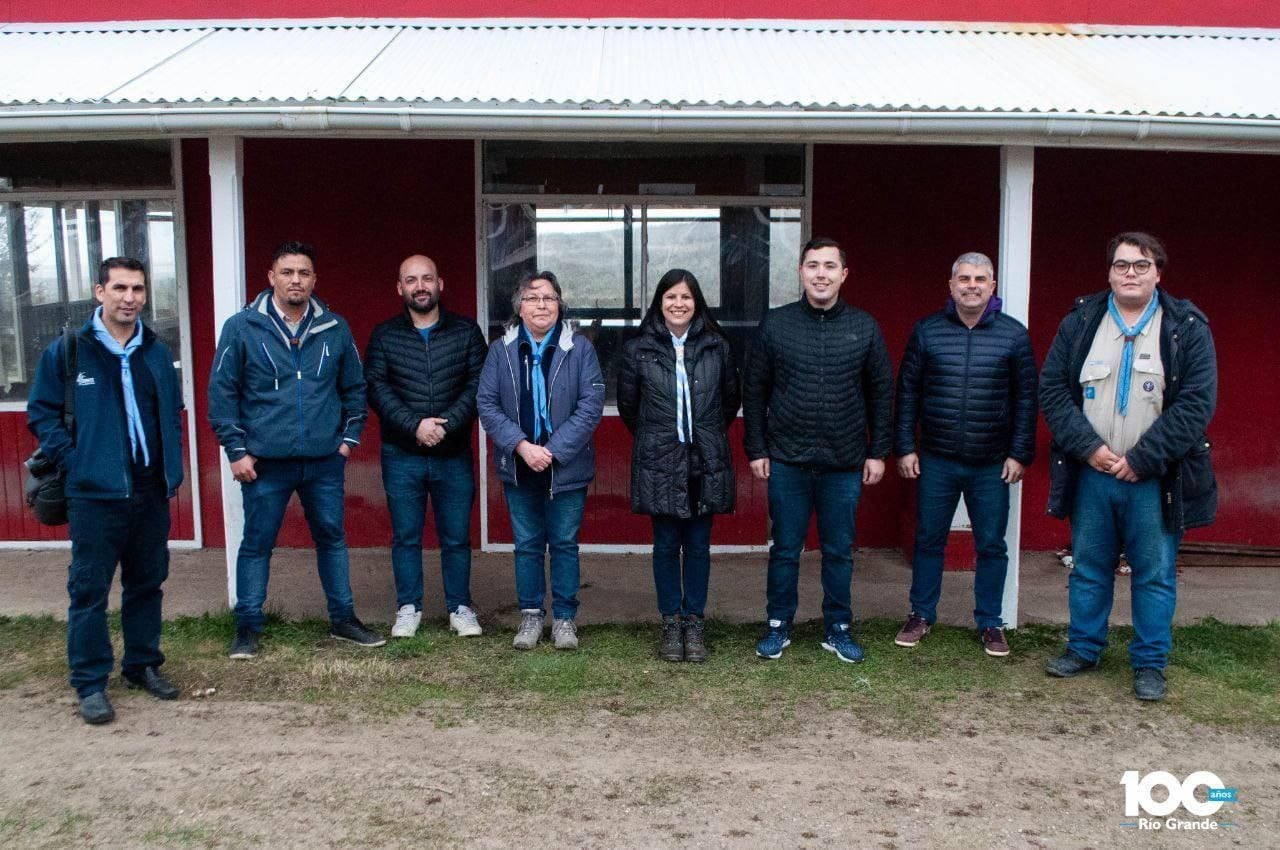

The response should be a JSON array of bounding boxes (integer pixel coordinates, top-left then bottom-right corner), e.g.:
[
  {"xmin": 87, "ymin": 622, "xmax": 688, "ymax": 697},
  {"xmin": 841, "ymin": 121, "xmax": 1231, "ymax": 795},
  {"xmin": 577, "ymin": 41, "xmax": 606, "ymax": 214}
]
[{"xmin": 28, "ymin": 230, "xmax": 1217, "ymax": 726}]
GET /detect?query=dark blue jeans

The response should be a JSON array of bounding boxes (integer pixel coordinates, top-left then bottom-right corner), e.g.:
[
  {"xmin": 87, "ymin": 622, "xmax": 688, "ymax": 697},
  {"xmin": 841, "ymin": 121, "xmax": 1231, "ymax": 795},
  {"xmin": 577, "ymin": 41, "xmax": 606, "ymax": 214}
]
[
  {"xmin": 766, "ymin": 460, "xmax": 862, "ymax": 632},
  {"xmin": 503, "ymin": 484, "xmax": 587, "ymax": 620},
  {"xmin": 1068, "ymin": 467, "xmax": 1181, "ymax": 669},
  {"xmin": 909, "ymin": 453, "xmax": 1010, "ymax": 629},
  {"xmin": 651, "ymin": 514, "xmax": 714, "ymax": 617},
  {"xmin": 381, "ymin": 445, "xmax": 475, "ymax": 614},
  {"xmin": 234, "ymin": 453, "xmax": 355, "ymax": 631},
  {"xmin": 66, "ymin": 486, "xmax": 170, "ymax": 698}
]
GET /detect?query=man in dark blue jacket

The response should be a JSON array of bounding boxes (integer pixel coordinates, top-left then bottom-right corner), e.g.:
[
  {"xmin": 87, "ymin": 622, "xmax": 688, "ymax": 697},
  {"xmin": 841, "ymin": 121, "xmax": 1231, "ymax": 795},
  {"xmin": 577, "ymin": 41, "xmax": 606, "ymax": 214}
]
[
  {"xmin": 365, "ymin": 254, "xmax": 487, "ymax": 639},
  {"xmin": 28, "ymin": 257, "xmax": 185, "ymax": 724},
  {"xmin": 209, "ymin": 241, "xmax": 383, "ymax": 659},
  {"xmin": 1040, "ymin": 233, "xmax": 1217, "ymax": 702},
  {"xmin": 892, "ymin": 252, "xmax": 1038, "ymax": 658}
]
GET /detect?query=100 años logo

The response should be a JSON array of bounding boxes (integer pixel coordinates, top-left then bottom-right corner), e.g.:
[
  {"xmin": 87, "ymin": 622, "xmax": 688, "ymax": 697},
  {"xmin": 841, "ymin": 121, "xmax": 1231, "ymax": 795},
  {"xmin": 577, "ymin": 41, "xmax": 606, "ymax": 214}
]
[{"xmin": 1121, "ymin": 770, "xmax": 1238, "ymax": 831}]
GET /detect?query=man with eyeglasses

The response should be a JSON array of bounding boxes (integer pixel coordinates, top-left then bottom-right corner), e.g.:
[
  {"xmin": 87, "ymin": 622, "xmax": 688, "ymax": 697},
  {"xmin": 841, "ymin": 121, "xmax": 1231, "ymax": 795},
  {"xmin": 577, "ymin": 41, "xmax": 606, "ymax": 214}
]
[
  {"xmin": 364, "ymin": 254, "xmax": 487, "ymax": 639},
  {"xmin": 892, "ymin": 252, "xmax": 1038, "ymax": 658},
  {"xmin": 1040, "ymin": 232, "xmax": 1218, "ymax": 701},
  {"xmin": 209, "ymin": 241, "xmax": 385, "ymax": 659}
]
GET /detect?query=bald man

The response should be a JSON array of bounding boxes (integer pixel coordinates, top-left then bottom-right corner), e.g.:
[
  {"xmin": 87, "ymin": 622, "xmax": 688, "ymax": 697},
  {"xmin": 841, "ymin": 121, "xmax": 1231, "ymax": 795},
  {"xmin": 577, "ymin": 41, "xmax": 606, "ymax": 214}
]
[{"xmin": 365, "ymin": 254, "xmax": 488, "ymax": 639}]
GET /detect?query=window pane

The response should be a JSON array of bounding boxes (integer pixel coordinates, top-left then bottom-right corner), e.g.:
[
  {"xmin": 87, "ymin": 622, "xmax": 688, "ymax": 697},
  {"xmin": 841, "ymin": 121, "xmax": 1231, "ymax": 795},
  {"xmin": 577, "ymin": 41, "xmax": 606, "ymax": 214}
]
[
  {"xmin": 0, "ymin": 198, "xmax": 181, "ymax": 401},
  {"xmin": 484, "ymin": 141, "xmax": 803, "ymax": 197},
  {"xmin": 0, "ymin": 141, "xmax": 173, "ymax": 193},
  {"xmin": 485, "ymin": 201, "xmax": 801, "ymax": 405}
]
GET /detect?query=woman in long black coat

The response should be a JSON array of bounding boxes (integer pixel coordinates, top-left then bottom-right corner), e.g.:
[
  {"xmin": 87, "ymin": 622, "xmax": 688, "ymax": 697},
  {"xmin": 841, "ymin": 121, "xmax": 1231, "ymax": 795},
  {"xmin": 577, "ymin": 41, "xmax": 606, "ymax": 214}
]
[{"xmin": 618, "ymin": 269, "xmax": 741, "ymax": 662}]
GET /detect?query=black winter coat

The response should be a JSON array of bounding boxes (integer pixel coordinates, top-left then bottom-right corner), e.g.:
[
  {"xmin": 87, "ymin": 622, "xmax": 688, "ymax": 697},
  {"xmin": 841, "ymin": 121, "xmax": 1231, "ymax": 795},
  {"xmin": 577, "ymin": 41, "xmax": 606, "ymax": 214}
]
[
  {"xmin": 618, "ymin": 314, "xmax": 741, "ymax": 517},
  {"xmin": 894, "ymin": 302, "xmax": 1038, "ymax": 466},
  {"xmin": 1040, "ymin": 289, "xmax": 1218, "ymax": 532},
  {"xmin": 742, "ymin": 298, "xmax": 893, "ymax": 470},
  {"xmin": 364, "ymin": 308, "xmax": 488, "ymax": 457}
]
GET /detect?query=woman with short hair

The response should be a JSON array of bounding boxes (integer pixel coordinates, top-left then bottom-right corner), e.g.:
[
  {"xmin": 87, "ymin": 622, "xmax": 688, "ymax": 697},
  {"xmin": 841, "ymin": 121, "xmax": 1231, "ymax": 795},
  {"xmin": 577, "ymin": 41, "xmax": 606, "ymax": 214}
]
[{"xmin": 477, "ymin": 270, "xmax": 605, "ymax": 650}]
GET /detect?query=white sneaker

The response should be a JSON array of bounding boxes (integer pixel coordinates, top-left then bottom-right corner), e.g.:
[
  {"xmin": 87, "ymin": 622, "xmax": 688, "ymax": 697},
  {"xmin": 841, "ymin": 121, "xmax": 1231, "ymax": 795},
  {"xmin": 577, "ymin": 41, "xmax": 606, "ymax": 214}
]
[
  {"xmin": 449, "ymin": 605, "xmax": 483, "ymax": 637},
  {"xmin": 391, "ymin": 604, "xmax": 421, "ymax": 638},
  {"xmin": 552, "ymin": 618, "xmax": 579, "ymax": 650},
  {"xmin": 513, "ymin": 609, "xmax": 544, "ymax": 650}
]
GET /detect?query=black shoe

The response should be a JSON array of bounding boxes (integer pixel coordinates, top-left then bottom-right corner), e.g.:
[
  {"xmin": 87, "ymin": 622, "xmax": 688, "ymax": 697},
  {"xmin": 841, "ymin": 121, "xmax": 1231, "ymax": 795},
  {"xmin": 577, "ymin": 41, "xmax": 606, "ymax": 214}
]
[
  {"xmin": 124, "ymin": 666, "xmax": 178, "ymax": 700},
  {"xmin": 1134, "ymin": 668, "xmax": 1167, "ymax": 701},
  {"xmin": 228, "ymin": 627, "xmax": 259, "ymax": 660},
  {"xmin": 659, "ymin": 615, "xmax": 684, "ymax": 662},
  {"xmin": 683, "ymin": 616, "xmax": 708, "ymax": 663},
  {"xmin": 1045, "ymin": 649, "xmax": 1098, "ymax": 678},
  {"xmin": 330, "ymin": 618, "xmax": 386, "ymax": 647},
  {"xmin": 78, "ymin": 691, "xmax": 115, "ymax": 725}
]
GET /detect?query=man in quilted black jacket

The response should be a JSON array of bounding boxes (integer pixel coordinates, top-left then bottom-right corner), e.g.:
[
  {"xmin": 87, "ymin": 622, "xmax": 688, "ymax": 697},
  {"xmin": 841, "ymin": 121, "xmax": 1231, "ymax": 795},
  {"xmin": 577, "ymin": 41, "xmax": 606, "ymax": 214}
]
[
  {"xmin": 365, "ymin": 254, "xmax": 488, "ymax": 640},
  {"xmin": 892, "ymin": 252, "xmax": 1038, "ymax": 659},
  {"xmin": 742, "ymin": 237, "xmax": 893, "ymax": 665}
]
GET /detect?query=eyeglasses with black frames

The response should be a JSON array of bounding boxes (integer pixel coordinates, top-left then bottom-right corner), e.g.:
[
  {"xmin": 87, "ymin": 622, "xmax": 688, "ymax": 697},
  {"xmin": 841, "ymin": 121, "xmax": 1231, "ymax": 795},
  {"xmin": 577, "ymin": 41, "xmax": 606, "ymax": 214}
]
[{"xmin": 1111, "ymin": 259, "xmax": 1155, "ymax": 275}]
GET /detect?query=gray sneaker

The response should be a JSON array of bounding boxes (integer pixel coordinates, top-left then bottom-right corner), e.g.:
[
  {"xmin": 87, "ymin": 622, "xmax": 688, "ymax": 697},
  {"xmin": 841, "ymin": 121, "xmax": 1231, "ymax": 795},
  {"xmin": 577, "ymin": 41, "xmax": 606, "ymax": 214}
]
[
  {"xmin": 552, "ymin": 618, "xmax": 579, "ymax": 650},
  {"xmin": 513, "ymin": 609, "xmax": 544, "ymax": 650}
]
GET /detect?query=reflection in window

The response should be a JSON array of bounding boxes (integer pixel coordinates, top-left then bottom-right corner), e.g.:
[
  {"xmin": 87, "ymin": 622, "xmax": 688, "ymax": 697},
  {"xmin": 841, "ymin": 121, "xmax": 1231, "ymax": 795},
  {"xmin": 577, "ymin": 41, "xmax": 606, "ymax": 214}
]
[
  {"xmin": 486, "ymin": 203, "xmax": 801, "ymax": 404},
  {"xmin": 0, "ymin": 199, "xmax": 180, "ymax": 399}
]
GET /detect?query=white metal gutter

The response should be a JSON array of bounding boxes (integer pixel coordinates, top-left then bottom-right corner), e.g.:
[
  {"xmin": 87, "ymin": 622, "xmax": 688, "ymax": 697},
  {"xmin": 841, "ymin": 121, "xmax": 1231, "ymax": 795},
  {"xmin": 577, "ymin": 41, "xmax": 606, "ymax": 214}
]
[{"xmin": 1, "ymin": 106, "xmax": 1279, "ymax": 152}]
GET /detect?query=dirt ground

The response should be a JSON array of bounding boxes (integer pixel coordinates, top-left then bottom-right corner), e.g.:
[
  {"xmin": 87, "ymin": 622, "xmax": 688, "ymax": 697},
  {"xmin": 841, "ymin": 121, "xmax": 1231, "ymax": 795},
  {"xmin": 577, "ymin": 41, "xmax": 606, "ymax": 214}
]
[{"xmin": 2, "ymin": 682, "xmax": 1275, "ymax": 849}]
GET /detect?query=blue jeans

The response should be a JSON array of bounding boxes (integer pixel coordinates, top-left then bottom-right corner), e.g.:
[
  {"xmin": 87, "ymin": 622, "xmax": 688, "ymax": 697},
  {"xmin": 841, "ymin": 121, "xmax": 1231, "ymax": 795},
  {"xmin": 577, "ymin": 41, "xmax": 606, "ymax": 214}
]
[
  {"xmin": 909, "ymin": 453, "xmax": 1010, "ymax": 629},
  {"xmin": 234, "ymin": 453, "xmax": 355, "ymax": 631},
  {"xmin": 766, "ymin": 461, "xmax": 862, "ymax": 631},
  {"xmin": 1068, "ymin": 467, "xmax": 1181, "ymax": 669},
  {"xmin": 652, "ymin": 514, "xmax": 714, "ymax": 617},
  {"xmin": 381, "ymin": 445, "xmax": 475, "ymax": 614},
  {"xmin": 504, "ymin": 484, "xmax": 587, "ymax": 620},
  {"xmin": 66, "ymin": 486, "xmax": 170, "ymax": 698}
]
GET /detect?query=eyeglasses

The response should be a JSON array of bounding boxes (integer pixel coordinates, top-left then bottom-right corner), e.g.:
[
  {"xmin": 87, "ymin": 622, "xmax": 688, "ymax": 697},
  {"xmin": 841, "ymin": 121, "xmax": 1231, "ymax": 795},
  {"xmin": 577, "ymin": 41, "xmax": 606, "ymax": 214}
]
[
  {"xmin": 1111, "ymin": 259, "xmax": 1155, "ymax": 275},
  {"xmin": 520, "ymin": 295, "xmax": 558, "ymax": 306}
]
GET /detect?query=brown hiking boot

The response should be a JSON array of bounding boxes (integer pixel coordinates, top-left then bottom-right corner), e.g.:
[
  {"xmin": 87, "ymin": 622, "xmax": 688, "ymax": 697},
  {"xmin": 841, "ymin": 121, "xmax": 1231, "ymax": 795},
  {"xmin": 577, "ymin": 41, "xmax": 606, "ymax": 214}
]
[
  {"xmin": 981, "ymin": 627, "xmax": 1011, "ymax": 657},
  {"xmin": 683, "ymin": 616, "xmax": 708, "ymax": 663},
  {"xmin": 659, "ymin": 615, "xmax": 684, "ymax": 662},
  {"xmin": 894, "ymin": 613, "xmax": 931, "ymax": 647}
]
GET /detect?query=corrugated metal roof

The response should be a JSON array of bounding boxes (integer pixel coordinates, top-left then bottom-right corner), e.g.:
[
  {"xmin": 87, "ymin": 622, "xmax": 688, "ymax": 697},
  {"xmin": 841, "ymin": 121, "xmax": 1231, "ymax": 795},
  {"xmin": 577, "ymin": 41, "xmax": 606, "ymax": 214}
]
[{"xmin": 0, "ymin": 19, "xmax": 1277, "ymax": 120}]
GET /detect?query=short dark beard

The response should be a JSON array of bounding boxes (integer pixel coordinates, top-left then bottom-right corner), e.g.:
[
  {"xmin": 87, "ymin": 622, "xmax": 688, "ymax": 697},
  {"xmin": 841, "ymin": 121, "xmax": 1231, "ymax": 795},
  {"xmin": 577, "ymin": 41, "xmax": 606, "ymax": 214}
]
[{"xmin": 404, "ymin": 291, "xmax": 438, "ymax": 316}]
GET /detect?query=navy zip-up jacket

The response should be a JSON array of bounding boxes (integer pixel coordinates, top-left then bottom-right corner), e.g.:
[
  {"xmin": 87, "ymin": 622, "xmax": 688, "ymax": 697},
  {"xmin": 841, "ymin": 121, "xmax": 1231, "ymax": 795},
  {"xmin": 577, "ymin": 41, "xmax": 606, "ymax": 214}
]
[
  {"xmin": 208, "ymin": 290, "xmax": 366, "ymax": 461},
  {"xmin": 894, "ymin": 299, "xmax": 1038, "ymax": 466},
  {"xmin": 1040, "ymin": 288, "xmax": 1218, "ymax": 532},
  {"xmin": 27, "ymin": 317, "xmax": 185, "ymax": 500}
]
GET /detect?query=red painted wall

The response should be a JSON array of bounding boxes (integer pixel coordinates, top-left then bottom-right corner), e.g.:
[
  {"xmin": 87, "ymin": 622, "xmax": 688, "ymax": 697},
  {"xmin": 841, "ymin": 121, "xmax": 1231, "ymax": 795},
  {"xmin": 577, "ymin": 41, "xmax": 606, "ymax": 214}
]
[
  {"xmin": 186, "ymin": 137, "xmax": 478, "ymax": 549},
  {"xmin": 1025, "ymin": 147, "xmax": 1280, "ymax": 548},
  {"xmin": 176, "ymin": 139, "xmax": 1278, "ymax": 553},
  {"xmin": 811, "ymin": 143, "xmax": 1004, "ymax": 549},
  {"xmin": 6, "ymin": 0, "xmax": 1278, "ymax": 27}
]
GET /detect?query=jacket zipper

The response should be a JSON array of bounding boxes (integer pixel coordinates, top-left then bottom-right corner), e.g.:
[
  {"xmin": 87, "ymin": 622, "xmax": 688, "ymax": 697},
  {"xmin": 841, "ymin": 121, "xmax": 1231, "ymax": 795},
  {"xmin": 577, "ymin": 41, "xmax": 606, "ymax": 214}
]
[{"xmin": 547, "ymin": 345, "xmax": 570, "ymax": 499}]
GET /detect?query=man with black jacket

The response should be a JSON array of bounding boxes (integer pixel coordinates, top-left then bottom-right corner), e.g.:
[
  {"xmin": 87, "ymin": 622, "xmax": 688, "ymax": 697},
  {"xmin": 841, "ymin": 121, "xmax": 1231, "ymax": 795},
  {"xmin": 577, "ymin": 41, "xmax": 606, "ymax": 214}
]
[
  {"xmin": 28, "ymin": 257, "xmax": 185, "ymax": 724},
  {"xmin": 365, "ymin": 254, "xmax": 488, "ymax": 639},
  {"xmin": 743, "ymin": 237, "xmax": 893, "ymax": 664},
  {"xmin": 1040, "ymin": 233, "xmax": 1217, "ymax": 701},
  {"xmin": 892, "ymin": 252, "xmax": 1038, "ymax": 658}
]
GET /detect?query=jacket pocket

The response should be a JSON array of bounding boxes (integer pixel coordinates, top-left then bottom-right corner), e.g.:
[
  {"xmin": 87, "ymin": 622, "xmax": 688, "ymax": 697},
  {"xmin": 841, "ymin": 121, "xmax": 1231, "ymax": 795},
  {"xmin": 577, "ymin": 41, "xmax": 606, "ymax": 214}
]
[{"xmin": 1180, "ymin": 437, "xmax": 1215, "ymax": 502}]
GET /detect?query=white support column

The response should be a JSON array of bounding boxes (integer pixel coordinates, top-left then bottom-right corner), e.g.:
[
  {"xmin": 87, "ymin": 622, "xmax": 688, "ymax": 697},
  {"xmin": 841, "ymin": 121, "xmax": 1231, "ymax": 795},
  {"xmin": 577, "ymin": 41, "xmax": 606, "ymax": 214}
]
[
  {"xmin": 998, "ymin": 145, "xmax": 1035, "ymax": 628},
  {"xmin": 208, "ymin": 136, "xmax": 247, "ymax": 608}
]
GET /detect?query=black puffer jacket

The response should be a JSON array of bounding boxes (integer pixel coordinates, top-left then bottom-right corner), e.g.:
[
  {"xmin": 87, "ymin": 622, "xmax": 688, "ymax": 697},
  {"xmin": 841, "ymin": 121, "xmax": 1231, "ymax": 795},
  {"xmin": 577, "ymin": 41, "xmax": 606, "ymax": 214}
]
[
  {"xmin": 1040, "ymin": 289, "xmax": 1218, "ymax": 532},
  {"xmin": 618, "ymin": 314, "xmax": 741, "ymax": 517},
  {"xmin": 364, "ymin": 308, "xmax": 488, "ymax": 457},
  {"xmin": 894, "ymin": 301, "xmax": 1038, "ymax": 466},
  {"xmin": 743, "ymin": 298, "xmax": 893, "ymax": 470}
]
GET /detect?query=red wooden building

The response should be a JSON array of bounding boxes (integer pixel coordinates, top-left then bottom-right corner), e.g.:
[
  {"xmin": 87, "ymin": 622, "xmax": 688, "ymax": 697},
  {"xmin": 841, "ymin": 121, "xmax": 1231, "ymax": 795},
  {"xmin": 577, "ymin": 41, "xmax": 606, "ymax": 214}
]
[{"xmin": 2, "ymin": 1, "xmax": 1277, "ymax": 619}]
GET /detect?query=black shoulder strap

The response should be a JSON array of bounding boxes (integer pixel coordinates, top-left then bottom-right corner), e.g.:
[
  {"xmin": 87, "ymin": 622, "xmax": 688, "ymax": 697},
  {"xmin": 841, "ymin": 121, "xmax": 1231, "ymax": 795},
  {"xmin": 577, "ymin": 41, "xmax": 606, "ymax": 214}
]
[{"xmin": 62, "ymin": 327, "xmax": 77, "ymax": 441}]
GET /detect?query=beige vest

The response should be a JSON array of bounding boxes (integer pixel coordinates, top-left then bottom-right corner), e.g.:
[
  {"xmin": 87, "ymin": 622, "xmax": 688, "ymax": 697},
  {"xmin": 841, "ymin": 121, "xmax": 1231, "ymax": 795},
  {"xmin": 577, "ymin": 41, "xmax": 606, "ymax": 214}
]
[{"xmin": 1080, "ymin": 305, "xmax": 1164, "ymax": 457}]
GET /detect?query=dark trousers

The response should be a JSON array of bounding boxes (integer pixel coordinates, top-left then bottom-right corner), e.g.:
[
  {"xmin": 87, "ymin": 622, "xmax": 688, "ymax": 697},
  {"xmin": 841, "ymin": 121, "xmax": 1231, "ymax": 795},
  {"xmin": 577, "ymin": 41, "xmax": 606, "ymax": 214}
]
[
  {"xmin": 651, "ymin": 514, "xmax": 714, "ymax": 617},
  {"xmin": 66, "ymin": 487, "xmax": 171, "ymax": 698}
]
